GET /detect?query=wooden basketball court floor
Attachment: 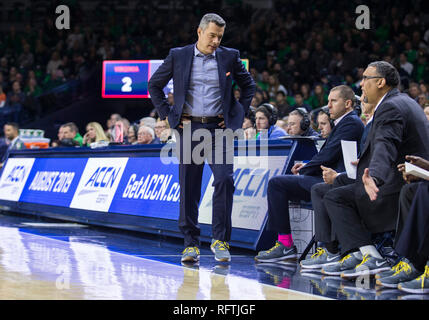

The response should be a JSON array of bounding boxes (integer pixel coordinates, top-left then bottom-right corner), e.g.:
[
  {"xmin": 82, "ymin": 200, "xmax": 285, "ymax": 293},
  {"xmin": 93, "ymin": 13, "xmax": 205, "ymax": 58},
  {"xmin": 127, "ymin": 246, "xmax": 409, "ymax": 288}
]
[{"xmin": 0, "ymin": 212, "xmax": 425, "ymax": 301}]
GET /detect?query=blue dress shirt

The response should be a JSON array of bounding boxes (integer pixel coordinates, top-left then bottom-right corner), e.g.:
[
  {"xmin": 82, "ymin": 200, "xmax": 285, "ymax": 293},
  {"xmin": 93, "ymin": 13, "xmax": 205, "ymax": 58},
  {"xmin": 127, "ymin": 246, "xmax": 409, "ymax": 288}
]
[{"xmin": 183, "ymin": 45, "xmax": 223, "ymax": 117}]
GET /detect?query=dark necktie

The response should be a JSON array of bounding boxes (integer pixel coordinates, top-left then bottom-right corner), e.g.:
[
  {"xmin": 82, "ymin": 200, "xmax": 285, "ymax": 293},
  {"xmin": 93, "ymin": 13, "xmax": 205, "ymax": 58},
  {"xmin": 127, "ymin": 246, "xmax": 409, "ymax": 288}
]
[{"xmin": 358, "ymin": 121, "xmax": 372, "ymax": 158}]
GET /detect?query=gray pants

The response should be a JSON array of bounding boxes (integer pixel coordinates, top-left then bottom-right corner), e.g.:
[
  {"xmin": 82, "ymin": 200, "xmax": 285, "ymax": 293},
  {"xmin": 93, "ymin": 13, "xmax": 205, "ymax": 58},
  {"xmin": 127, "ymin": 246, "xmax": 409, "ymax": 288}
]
[{"xmin": 311, "ymin": 173, "xmax": 355, "ymax": 243}]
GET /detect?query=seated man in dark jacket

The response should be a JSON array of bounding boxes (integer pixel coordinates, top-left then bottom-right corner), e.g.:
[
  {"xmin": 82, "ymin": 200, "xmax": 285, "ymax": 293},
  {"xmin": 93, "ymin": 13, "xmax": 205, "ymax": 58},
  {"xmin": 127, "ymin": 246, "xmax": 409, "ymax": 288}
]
[{"xmin": 255, "ymin": 85, "xmax": 364, "ymax": 262}]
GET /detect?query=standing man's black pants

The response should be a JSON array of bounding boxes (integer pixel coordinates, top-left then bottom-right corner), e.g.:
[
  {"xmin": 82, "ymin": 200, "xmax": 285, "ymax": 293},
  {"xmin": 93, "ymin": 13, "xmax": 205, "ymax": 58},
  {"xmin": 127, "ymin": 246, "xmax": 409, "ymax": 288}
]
[{"xmin": 177, "ymin": 121, "xmax": 235, "ymax": 247}]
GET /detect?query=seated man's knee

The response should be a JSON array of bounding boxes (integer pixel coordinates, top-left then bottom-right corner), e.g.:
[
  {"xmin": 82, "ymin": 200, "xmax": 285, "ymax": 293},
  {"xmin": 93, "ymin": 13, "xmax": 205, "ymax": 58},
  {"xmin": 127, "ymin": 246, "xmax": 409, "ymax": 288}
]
[
  {"xmin": 268, "ymin": 175, "xmax": 285, "ymax": 191},
  {"xmin": 311, "ymin": 182, "xmax": 330, "ymax": 199},
  {"xmin": 323, "ymin": 187, "xmax": 343, "ymax": 206}
]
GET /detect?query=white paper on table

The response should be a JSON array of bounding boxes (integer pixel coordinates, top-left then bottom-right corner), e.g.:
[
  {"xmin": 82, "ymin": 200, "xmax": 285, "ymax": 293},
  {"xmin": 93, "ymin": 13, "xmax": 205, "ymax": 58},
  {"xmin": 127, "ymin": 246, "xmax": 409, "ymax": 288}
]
[
  {"xmin": 405, "ymin": 162, "xmax": 429, "ymax": 180},
  {"xmin": 341, "ymin": 140, "xmax": 358, "ymax": 179}
]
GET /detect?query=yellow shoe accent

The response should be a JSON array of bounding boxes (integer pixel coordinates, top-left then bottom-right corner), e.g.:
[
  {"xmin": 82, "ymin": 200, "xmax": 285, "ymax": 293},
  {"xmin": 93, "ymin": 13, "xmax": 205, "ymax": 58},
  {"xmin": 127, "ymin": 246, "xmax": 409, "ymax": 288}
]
[
  {"xmin": 310, "ymin": 247, "xmax": 326, "ymax": 259},
  {"xmin": 211, "ymin": 240, "xmax": 230, "ymax": 251},
  {"xmin": 416, "ymin": 265, "xmax": 429, "ymax": 289},
  {"xmin": 392, "ymin": 260, "xmax": 412, "ymax": 276}
]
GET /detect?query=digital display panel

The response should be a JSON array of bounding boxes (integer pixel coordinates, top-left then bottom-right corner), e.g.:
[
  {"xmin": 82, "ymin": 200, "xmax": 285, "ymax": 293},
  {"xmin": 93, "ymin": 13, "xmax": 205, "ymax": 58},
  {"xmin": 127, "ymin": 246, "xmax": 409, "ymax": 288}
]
[{"xmin": 102, "ymin": 59, "xmax": 249, "ymax": 99}]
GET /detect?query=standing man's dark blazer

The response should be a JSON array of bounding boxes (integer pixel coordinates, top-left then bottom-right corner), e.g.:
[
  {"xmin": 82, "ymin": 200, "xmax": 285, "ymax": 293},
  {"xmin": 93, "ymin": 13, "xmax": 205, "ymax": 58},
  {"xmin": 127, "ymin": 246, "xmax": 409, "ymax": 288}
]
[
  {"xmin": 355, "ymin": 88, "xmax": 429, "ymax": 232},
  {"xmin": 148, "ymin": 44, "xmax": 256, "ymax": 131},
  {"xmin": 299, "ymin": 110, "xmax": 364, "ymax": 178}
]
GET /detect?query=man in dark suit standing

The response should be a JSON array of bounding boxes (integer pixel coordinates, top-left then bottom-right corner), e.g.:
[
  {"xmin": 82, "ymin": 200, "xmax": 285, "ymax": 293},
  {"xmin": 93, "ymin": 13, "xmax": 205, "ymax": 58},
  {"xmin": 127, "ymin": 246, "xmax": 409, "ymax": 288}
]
[
  {"xmin": 323, "ymin": 61, "xmax": 429, "ymax": 279},
  {"xmin": 255, "ymin": 85, "xmax": 364, "ymax": 262},
  {"xmin": 148, "ymin": 13, "xmax": 255, "ymax": 263}
]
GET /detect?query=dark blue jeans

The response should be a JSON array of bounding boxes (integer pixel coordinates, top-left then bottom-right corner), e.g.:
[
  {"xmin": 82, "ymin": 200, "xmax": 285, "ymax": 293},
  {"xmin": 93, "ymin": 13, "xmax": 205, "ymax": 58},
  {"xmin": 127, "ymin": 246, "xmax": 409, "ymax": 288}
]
[{"xmin": 266, "ymin": 174, "xmax": 323, "ymax": 234}]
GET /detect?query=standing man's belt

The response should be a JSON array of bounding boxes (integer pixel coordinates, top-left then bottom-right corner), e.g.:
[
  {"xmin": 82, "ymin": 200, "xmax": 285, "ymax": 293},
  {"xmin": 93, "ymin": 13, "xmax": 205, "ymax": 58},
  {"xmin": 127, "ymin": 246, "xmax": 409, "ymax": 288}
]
[{"xmin": 190, "ymin": 116, "xmax": 222, "ymax": 124}]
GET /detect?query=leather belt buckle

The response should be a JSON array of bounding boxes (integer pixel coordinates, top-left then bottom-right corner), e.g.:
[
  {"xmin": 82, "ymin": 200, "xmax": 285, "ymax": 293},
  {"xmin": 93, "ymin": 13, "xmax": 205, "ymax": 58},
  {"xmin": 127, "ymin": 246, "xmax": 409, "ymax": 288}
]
[{"xmin": 201, "ymin": 116, "xmax": 208, "ymax": 124}]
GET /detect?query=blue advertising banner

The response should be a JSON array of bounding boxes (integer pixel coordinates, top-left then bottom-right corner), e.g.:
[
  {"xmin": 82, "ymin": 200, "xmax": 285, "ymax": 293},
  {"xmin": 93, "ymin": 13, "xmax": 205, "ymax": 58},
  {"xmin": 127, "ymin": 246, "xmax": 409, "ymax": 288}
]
[
  {"xmin": 19, "ymin": 158, "xmax": 88, "ymax": 207},
  {"xmin": 108, "ymin": 157, "xmax": 212, "ymax": 220}
]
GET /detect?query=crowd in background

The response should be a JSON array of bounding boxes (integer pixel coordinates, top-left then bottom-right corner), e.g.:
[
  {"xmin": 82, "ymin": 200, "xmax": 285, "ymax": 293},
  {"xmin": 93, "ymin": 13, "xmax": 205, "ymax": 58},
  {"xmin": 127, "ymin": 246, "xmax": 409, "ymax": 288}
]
[
  {"xmin": 1, "ymin": 0, "xmax": 429, "ymax": 137},
  {"xmin": 49, "ymin": 111, "xmax": 174, "ymax": 148}
]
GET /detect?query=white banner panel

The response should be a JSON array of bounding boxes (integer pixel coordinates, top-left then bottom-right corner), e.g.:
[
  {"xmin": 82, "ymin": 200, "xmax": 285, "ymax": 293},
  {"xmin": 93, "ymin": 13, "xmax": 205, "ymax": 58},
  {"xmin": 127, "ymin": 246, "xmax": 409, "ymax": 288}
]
[
  {"xmin": 0, "ymin": 158, "xmax": 35, "ymax": 201},
  {"xmin": 70, "ymin": 157, "xmax": 129, "ymax": 212},
  {"xmin": 198, "ymin": 155, "xmax": 287, "ymax": 230}
]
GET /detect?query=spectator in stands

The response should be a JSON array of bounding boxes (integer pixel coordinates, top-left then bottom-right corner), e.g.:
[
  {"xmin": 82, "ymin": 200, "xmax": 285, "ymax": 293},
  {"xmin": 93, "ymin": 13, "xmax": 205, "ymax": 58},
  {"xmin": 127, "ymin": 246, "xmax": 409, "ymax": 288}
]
[
  {"xmin": 139, "ymin": 116, "xmax": 157, "ymax": 129},
  {"xmin": 97, "ymin": 39, "xmax": 115, "ymax": 60},
  {"xmin": 117, "ymin": 118, "xmax": 130, "ymax": 144},
  {"xmin": 256, "ymin": 70, "xmax": 269, "ymax": 91},
  {"xmin": 0, "ymin": 85, "xmax": 6, "ymax": 108},
  {"xmin": 137, "ymin": 125, "xmax": 158, "ymax": 144},
  {"xmin": 57, "ymin": 125, "xmax": 65, "ymax": 141},
  {"xmin": 408, "ymin": 82, "xmax": 420, "ymax": 100},
  {"xmin": 6, "ymin": 81, "xmax": 25, "ymax": 106},
  {"xmin": 311, "ymin": 42, "xmax": 330, "ymax": 77},
  {"xmin": 0, "ymin": 57, "xmax": 8, "ymax": 79},
  {"xmin": 24, "ymin": 78, "xmax": 42, "ymax": 98},
  {"xmin": 275, "ymin": 91, "xmax": 292, "ymax": 118},
  {"xmin": 17, "ymin": 43, "xmax": 34, "ymax": 70},
  {"xmin": 309, "ymin": 109, "xmax": 319, "ymax": 132},
  {"xmin": 0, "ymin": 122, "xmax": 25, "ymax": 167},
  {"xmin": 0, "ymin": 73, "xmax": 6, "ymax": 94},
  {"xmin": 322, "ymin": 61, "xmax": 429, "ymax": 280},
  {"xmin": 286, "ymin": 108, "xmax": 318, "ymax": 137},
  {"xmin": 106, "ymin": 113, "xmax": 122, "ymax": 141},
  {"xmin": 67, "ymin": 25, "xmax": 84, "ymax": 51},
  {"xmin": 299, "ymin": 84, "xmax": 311, "ymax": 105},
  {"xmin": 43, "ymin": 70, "xmax": 66, "ymax": 91},
  {"xmin": 308, "ymin": 84, "xmax": 328, "ymax": 110},
  {"xmin": 418, "ymin": 93, "xmax": 427, "ymax": 108},
  {"xmin": 5, "ymin": 81, "xmax": 25, "ymax": 122},
  {"xmin": 255, "ymin": 85, "xmax": 364, "ymax": 263},
  {"xmin": 399, "ymin": 52, "xmax": 414, "ymax": 76},
  {"xmin": 46, "ymin": 51, "xmax": 63, "ymax": 75},
  {"xmin": 267, "ymin": 74, "xmax": 287, "ymax": 101},
  {"xmin": 254, "ymin": 104, "xmax": 287, "ymax": 140},
  {"xmin": 7, "ymin": 67, "xmax": 18, "ymax": 87},
  {"xmin": 420, "ymin": 83, "xmax": 428, "ymax": 96},
  {"xmin": 413, "ymin": 51, "xmax": 429, "ymax": 83},
  {"xmin": 15, "ymin": 73, "xmax": 24, "ymax": 89},
  {"xmin": 154, "ymin": 119, "xmax": 172, "ymax": 143},
  {"xmin": 296, "ymin": 49, "xmax": 312, "ymax": 84},
  {"xmin": 61, "ymin": 122, "xmax": 83, "ymax": 146},
  {"xmin": 250, "ymin": 89, "xmax": 263, "ymax": 108},
  {"xmin": 127, "ymin": 123, "xmax": 139, "ymax": 145},
  {"xmin": 82, "ymin": 122, "xmax": 109, "ymax": 146},
  {"xmin": 292, "ymin": 92, "xmax": 311, "ymax": 112}
]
